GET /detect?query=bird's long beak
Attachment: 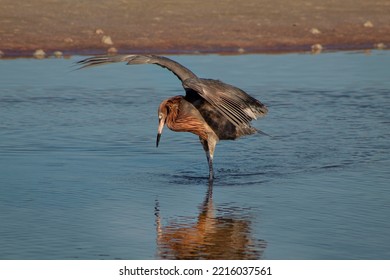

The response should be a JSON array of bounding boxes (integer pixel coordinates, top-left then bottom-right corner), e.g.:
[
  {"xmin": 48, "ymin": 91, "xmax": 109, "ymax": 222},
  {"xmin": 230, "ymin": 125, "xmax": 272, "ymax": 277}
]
[{"xmin": 156, "ymin": 118, "xmax": 165, "ymax": 147}]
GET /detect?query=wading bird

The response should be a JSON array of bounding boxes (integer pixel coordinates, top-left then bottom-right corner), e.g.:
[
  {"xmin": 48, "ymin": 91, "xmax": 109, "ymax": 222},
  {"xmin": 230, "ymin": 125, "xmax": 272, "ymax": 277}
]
[{"xmin": 78, "ymin": 55, "xmax": 268, "ymax": 182}]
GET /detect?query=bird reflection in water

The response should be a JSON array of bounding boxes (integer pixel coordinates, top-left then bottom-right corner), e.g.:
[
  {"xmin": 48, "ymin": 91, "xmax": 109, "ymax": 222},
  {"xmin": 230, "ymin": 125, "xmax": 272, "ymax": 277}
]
[{"xmin": 155, "ymin": 185, "xmax": 266, "ymax": 259}]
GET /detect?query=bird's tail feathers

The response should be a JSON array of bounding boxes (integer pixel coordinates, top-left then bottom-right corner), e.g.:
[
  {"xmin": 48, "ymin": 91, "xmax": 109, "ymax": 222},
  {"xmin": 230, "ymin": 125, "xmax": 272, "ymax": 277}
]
[{"xmin": 255, "ymin": 128, "xmax": 272, "ymax": 138}]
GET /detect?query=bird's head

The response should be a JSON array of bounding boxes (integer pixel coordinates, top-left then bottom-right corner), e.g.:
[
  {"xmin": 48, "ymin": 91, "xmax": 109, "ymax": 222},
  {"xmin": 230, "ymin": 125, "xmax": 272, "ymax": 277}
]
[
  {"xmin": 156, "ymin": 101, "xmax": 168, "ymax": 147},
  {"xmin": 156, "ymin": 97, "xmax": 181, "ymax": 147}
]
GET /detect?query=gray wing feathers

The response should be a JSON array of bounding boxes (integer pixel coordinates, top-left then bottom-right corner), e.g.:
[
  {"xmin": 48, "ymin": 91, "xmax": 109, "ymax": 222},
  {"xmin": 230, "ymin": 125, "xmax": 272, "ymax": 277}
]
[
  {"xmin": 77, "ymin": 54, "xmax": 197, "ymax": 82},
  {"xmin": 183, "ymin": 78, "xmax": 268, "ymax": 128},
  {"xmin": 78, "ymin": 54, "xmax": 268, "ymax": 129},
  {"xmin": 77, "ymin": 55, "xmax": 137, "ymax": 68}
]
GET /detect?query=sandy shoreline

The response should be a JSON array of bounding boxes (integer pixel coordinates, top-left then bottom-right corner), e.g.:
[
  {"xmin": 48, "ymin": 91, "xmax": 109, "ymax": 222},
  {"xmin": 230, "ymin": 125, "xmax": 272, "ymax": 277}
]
[{"xmin": 1, "ymin": 0, "xmax": 389, "ymax": 57}]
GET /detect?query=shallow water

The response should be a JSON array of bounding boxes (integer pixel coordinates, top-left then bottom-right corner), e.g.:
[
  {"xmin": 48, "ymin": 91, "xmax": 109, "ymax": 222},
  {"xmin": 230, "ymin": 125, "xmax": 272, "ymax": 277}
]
[{"xmin": 0, "ymin": 52, "xmax": 389, "ymax": 259}]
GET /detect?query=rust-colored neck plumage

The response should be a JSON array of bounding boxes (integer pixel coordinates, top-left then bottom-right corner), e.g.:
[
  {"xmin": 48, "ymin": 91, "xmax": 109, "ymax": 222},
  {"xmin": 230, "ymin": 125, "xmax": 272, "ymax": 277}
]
[{"xmin": 159, "ymin": 96, "xmax": 209, "ymax": 140}]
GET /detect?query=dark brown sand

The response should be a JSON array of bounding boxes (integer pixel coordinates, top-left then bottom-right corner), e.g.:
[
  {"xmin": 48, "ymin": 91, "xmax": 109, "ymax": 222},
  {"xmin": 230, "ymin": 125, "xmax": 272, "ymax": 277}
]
[{"xmin": 0, "ymin": 0, "xmax": 389, "ymax": 57}]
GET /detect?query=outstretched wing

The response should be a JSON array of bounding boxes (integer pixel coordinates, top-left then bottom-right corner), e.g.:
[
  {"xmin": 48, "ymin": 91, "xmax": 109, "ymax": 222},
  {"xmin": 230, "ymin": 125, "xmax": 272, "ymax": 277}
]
[
  {"xmin": 183, "ymin": 78, "xmax": 268, "ymax": 128},
  {"xmin": 78, "ymin": 54, "xmax": 268, "ymax": 128},
  {"xmin": 77, "ymin": 54, "xmax": 197, "ymax": 82}
]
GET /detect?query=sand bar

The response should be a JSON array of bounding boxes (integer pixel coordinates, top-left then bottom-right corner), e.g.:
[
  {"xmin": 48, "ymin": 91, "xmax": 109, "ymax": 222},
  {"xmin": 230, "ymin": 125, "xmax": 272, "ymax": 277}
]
[{"xmin": 0, "ymin": 0, "xmax": 389, "ymax": 57}]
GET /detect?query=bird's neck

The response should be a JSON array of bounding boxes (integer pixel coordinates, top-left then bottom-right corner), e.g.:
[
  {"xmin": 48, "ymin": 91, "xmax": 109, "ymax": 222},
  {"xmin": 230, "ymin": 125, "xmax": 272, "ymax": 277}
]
[
  {"xmin": 165, "ymin": 97, "xmax": 216, "ymax": 141},
  {"xmin": 166, "ymin": 107, "xmax": 179, "ymax": 129}
]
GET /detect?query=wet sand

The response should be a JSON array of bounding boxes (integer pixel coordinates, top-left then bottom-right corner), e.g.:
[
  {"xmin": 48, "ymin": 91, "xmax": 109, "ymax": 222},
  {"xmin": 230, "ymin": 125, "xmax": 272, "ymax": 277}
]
[{"xmin": 0, "ymin": 0, "xmax": 389, "ymax": 57}]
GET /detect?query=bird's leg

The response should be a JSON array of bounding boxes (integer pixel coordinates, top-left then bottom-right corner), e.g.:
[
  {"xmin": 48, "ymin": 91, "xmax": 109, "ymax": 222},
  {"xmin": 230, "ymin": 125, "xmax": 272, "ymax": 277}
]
[
  {"xmin": 208, "ymin": 154, "xmax": 214, "ymax": 182},
  {"xmin": 200, "ymin": 138, "xmax": 216, "ymax": 182}
]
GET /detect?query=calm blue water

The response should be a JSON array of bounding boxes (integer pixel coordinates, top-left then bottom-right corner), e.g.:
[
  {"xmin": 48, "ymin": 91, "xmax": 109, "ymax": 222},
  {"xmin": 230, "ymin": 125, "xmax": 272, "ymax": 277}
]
[{"xmin": 0, "ymin": 52, "xmax": 389, "ymax": 259}]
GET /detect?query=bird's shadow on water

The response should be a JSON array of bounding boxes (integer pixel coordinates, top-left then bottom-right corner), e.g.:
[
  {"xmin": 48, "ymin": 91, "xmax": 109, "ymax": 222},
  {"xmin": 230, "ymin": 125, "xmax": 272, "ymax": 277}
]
[{"xmin": 154, "ymin": 183, "xmax": 267, "ymax": 260}]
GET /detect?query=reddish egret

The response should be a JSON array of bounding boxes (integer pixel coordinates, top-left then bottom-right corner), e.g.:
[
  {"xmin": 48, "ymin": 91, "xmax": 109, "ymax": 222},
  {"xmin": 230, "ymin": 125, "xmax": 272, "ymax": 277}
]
[{"xmin": 78, "ymin": 55, "xmax": 268, "ymax": 182}]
